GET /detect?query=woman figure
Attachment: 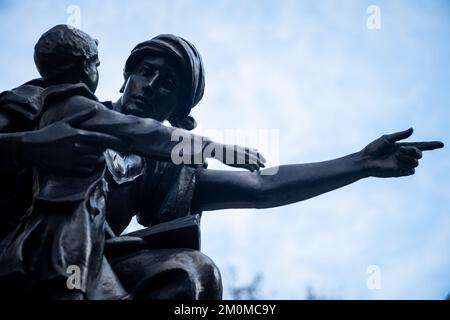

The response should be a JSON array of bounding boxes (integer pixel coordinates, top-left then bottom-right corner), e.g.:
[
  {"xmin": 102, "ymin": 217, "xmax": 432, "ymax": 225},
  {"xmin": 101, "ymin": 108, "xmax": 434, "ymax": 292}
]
[{"xmin": 103, "ymin": 35, "xmax": 444, "ymax": 300}]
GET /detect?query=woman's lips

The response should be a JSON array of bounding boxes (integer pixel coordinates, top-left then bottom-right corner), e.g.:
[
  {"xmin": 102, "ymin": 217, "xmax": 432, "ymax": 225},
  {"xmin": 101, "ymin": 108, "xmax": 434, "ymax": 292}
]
[
  {"xmin": 133, "ymin": 96, "xmax": 147, "ymax": 107},
  {"xmin": 128, "ymin": 96, "xmax": 154, "ymax": 116}
]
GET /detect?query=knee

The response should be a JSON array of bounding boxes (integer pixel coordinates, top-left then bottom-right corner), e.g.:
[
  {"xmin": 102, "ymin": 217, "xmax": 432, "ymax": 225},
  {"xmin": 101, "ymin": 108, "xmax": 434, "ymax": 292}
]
[
  {"xmin": 185, "ymin": 251, "xmax": 223, "ymax": 300},
  {"xmin": 112, "ymin": 249, "xmax": 223, "ymax": 300}
]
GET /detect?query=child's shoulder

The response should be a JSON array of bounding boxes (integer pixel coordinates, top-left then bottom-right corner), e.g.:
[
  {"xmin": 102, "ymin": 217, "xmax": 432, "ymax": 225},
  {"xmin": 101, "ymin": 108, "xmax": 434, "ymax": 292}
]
[
  {"xmin": 0, "ymin": 81, "xmax": 46, "ymax": 122},
  {"xmin": 42, "ymin": 83, "xmax": 98, "ymax": 104}
]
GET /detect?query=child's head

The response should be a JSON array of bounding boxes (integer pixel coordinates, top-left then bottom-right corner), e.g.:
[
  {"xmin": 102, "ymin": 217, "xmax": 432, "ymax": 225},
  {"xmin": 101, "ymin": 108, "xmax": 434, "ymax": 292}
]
[{"xmin": 34, "ymin": 24, "xmax": 100, "ymax": 92}]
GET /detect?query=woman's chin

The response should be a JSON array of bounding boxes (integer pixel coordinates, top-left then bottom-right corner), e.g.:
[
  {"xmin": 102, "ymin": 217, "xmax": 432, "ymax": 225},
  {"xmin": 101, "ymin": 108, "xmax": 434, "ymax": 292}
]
[{"xmin": 124, "ymin": 104, "xmax": 144, "ymax": 116}]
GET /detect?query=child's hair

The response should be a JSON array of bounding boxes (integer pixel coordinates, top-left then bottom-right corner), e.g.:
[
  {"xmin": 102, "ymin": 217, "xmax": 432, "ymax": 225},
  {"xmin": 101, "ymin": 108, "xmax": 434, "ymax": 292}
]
[{"xmin": 34, "ymin": 24, "xmax": 98, "ymax": 81}]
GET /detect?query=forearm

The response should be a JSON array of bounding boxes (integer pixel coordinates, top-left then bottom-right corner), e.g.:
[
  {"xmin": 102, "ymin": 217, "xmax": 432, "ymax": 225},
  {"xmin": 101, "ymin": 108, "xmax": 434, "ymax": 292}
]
[
  {"xmin": 254, "ymin": 152, "xmax": 370, "ymax": 208},
  {"xmin": 74, "ymin": 104, "xmax": 212, "ymax": 163},
  {"xmin": 195, "ymin": 151, "xmax": 371, "ymax": 211}
]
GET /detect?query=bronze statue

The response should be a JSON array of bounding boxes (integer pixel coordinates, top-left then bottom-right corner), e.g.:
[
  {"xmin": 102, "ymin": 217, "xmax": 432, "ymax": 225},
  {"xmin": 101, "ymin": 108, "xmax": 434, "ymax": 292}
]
[{"xmin": 0, "ymin": 26, "xmax": 444, "ymax": 300}]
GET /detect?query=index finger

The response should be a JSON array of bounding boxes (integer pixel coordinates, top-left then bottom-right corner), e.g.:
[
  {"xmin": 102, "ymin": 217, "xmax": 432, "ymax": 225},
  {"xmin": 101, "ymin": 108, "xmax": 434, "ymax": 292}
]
[
  {"xmin": 397, "ymin": 141, "xmax": 444, "ymax": 151},
  {"xmin": 257, "ymin": 152, "xmax": 267, "ymax": 164}
]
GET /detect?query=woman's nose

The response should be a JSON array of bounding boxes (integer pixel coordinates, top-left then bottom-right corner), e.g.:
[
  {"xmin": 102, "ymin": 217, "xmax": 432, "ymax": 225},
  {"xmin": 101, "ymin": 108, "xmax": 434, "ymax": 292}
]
[
  {"xmin": 143, "ymin": 83, "xmax": 154, "ymax": 98},
  {"xmin": 144, "ymin": 72, "xmax": 160, "ymax": 97}
]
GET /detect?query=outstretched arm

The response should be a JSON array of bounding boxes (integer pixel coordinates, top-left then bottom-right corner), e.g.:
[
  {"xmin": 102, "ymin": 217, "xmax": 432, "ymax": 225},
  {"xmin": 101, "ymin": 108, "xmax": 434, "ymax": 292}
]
[{"xmin": 191, "ymin": 128, "xmax": 444, "ymax": 211}]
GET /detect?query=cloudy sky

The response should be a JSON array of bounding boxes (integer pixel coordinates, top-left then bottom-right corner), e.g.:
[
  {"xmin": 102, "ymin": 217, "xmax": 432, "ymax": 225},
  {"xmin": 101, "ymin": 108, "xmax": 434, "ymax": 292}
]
[{"xmin": 1, "ymin": 0, "xmax": 449, "ymax": 299}]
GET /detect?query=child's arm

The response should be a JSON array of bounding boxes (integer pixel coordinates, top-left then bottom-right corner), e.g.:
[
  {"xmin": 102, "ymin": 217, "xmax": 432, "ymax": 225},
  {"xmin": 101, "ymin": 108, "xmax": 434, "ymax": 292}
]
[
  {"xmin": 1, "ymin": 109, "xmax": 120, "ymax": 173},
  {"xmin": 41, "ymin": 95, "xmax": 264, "ymax": 171}
]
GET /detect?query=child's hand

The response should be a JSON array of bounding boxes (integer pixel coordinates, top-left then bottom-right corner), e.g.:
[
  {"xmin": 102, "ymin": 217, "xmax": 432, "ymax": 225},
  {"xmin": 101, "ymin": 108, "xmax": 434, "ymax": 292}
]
[{"xmin": 208, "ymin": 142, "xmax": 266, "ymax": 172}]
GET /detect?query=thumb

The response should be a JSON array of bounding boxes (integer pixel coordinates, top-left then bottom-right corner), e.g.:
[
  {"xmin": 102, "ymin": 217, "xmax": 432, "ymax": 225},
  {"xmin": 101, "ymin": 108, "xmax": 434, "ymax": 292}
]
[{"xmin": 385, "ymin": 128, "xmax": 414, "ymax": 142}]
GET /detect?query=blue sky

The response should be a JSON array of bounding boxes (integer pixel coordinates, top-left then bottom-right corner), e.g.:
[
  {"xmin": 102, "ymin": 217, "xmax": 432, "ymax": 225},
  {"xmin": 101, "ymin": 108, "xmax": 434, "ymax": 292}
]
[{"xmin": 0, "ymin": 0, "xmax": 449, "ymax": 299}]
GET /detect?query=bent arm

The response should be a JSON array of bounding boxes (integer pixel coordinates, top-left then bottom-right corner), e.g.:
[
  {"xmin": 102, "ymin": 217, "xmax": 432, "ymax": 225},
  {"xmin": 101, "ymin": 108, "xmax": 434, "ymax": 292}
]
[
  {"xmin": 192, "ymin": 151, "xmax": 370, "ymax": 211},
  {"xmin": 43, "ymin": 95, "xmax": 211, "ymax": 162}
]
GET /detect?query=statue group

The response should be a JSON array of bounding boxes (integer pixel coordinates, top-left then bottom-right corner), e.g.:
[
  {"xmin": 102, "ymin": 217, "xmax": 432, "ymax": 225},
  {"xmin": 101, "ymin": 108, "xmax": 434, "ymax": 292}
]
[{"xmin": 0, "ymin": 25, "xmax": 443, "ymax": 300}]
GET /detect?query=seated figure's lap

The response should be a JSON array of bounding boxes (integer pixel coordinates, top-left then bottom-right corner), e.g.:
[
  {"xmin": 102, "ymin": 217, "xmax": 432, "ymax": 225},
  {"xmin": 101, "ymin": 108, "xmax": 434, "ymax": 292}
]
[{"xmin": 110, "ymin": 248, "xmax": 223, "ymax": 300}]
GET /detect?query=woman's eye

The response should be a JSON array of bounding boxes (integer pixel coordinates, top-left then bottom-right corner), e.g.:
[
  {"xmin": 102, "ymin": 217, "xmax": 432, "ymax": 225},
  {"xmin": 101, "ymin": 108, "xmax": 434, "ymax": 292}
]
[
  {"xmin": 142, "ymin": 67, "xmax": 153, "ymax": 76},
  {"xmin": 162, "ymin": 78, "xmax": 175, "ymax": 90}
]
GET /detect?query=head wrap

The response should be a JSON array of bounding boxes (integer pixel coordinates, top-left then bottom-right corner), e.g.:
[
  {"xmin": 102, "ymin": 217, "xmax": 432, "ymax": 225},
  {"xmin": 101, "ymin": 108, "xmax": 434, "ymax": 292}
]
[{"xmin": 122, "ymin": 34, "xmax": 204, "ymax": 130}]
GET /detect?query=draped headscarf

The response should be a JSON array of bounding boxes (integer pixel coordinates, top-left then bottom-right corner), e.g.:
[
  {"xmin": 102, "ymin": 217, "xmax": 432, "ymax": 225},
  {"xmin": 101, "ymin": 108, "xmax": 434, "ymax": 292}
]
[{"xmin": 122, "ymin": 34, "xmax": 205, "ymax": 130}]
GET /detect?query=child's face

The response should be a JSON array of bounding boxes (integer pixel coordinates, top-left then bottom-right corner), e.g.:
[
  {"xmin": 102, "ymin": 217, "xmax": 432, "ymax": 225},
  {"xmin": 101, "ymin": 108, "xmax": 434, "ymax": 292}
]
[{"xmin": 83, "ymin": 55, "xmax": 100, "ymax": 93}]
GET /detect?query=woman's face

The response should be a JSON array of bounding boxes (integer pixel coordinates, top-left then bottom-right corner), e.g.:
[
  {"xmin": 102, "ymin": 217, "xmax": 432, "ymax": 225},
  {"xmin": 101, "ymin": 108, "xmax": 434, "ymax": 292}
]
[{"xmin": 120, "ymin": 55, "xmax": 182, "ymax": 121}]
